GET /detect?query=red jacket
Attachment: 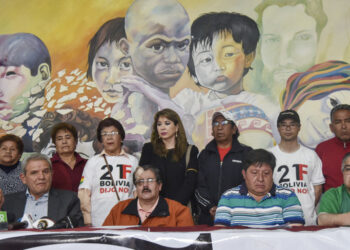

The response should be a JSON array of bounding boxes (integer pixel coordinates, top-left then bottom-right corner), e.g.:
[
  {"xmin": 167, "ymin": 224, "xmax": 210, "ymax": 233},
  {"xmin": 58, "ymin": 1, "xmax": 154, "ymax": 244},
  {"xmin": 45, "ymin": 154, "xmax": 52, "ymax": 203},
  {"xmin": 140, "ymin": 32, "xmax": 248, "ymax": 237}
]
[
  {"xmin": 316, "ymin": 137, "xmax": 350, "ymax": 191},
  {"xmin": 51, "ymin": 152, "xmax": 87, "ymax": 192},
  {"xmin": 103, "ymin": 197, "xmax": 194, "ymax": 227}
]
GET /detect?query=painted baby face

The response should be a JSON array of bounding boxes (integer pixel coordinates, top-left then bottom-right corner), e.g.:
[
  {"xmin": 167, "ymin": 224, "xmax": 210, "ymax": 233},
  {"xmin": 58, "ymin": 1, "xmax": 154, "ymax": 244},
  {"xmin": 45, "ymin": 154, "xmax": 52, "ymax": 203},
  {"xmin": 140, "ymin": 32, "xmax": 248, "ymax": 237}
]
[{"xmin": 192, "ymin": 32, "xmax": 250, "ymax": 94}]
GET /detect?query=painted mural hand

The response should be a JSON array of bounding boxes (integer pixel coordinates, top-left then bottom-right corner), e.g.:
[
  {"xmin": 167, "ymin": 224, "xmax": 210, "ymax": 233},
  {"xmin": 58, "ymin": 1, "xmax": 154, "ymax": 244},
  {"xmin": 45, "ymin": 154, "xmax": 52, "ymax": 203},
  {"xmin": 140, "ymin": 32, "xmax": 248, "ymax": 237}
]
[
  {"xmin": 120, "ymin": 75, "xmax": 156, "ymax": 94},
  {"xmin": 121, "ymin": 75, "xmax": 185, "ymax": 116}
]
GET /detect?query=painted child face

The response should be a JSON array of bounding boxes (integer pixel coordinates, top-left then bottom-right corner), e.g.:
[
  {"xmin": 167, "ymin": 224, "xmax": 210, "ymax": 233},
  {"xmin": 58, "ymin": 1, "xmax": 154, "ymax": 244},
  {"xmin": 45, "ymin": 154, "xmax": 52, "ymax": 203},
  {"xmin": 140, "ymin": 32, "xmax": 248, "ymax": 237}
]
[
  {"xmin": 92, "ymin": 41, "xmax": 133, "ymax": 103},
  {"xmin": 128, "ymin": 21, "xmax": 190, "ymax": 92},
  {"xmin": 0, "ymin": 65, "xmax": 39, "ymax": 105},
  {"xmin": 192, "ymin": 32, "xmax": 252, "ymax": 95},
  {"xmin": 125, "ymin": 0, "xmax": 191, "ymax": 93}
]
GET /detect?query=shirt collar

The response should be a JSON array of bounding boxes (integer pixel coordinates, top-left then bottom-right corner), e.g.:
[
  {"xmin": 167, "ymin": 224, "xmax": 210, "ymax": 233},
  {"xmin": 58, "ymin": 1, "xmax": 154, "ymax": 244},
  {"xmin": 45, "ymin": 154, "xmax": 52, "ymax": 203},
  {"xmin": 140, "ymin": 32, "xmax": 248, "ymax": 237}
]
[
  {"xmin": 25, "ymin": 189, "xmax": 49, "ymax": 200},
  {"xmin": 334, "ymin": 136, "xmax": 350, "ymax": 148},
  {"xmin": 99, "ymin": 149, "xmax": 130, "ymax": 158},
  {"xmin": 239, "ymin": 182, "xmax": 276, "ymax": 197},
  {"xmin": 137, "ymin": 197, "xmax": 159, "ymax": 213},
  {"xmin": 52, "ymin": 152, "xmax": 85, "ymax": 163}
]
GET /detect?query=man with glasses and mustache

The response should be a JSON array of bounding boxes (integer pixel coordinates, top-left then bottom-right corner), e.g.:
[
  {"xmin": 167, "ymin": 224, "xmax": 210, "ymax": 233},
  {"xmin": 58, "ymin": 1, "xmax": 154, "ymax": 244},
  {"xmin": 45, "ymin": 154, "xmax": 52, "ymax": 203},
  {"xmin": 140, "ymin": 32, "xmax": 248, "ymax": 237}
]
[
  {"xmin": 269, "ymin": 110, "xmax": 324, "ymax": 225},
  {"xmin": 195, "ymin": 111, "xmax": 252, "ymax": 225},
  {"xmin": 103, "ymin": 165, "xmax": 193, "ymax": 227}
]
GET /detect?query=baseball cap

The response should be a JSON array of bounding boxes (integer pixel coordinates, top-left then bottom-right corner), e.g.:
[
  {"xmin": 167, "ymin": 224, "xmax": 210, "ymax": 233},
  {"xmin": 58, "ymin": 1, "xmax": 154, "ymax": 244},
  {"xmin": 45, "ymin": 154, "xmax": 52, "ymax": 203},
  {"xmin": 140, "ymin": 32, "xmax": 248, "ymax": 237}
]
[
  {"xmin": 212, "ymin": 111, "xmax": 235, "ymax": 124},
  {"xmin": 277, "ymin": 110, "xmax": 300, "ymax": 124}
]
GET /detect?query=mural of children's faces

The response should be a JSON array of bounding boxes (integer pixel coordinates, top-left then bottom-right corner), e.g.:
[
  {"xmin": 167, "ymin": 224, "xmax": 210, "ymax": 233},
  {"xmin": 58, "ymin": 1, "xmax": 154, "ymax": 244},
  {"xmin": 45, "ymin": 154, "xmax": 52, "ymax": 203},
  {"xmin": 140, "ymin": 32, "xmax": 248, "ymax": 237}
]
[
  {"xmin": 124, "ymin": 0, "xmax": 191, "ymax": 93},
  {"xmin": 92, "ymin": 41, "xmax": 133, "ymax": 103},
  {"xmin": 297, "ymin": 90, "xmax": 350, "ymax": 148},
  {"xmin": 192, "ymin": 32, "xmax": 253, "ymax": 94},
  {"xmin": 260, "ymin": 4, "xmax": 317, "ymax": 90},
  {"xmin": 128, "ymin": 30, "xmax": 190, "ymax": 93},
  {"xmin": 0, "ymin": 65, "xmax": 42, "ymax": 105}
]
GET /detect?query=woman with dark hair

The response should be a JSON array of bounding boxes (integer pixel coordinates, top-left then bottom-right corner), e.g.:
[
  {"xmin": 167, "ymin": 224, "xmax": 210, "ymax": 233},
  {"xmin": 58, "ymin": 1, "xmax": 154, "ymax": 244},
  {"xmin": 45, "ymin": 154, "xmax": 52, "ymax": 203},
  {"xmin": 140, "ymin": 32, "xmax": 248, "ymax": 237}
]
[
  {"xmin": 78, "ymin": 118, "xmax": 138, "ymax": 226},
  {"xmin": 0, "ymin": 134, "xmax": 26, "ymax": 195},
  {"xmin": 139, "ymin": 109, "xmax": 199, "ymax": 206},
  {"xmin": 50, "ymin": 122, "xmax": 87, "ymax": 192}
]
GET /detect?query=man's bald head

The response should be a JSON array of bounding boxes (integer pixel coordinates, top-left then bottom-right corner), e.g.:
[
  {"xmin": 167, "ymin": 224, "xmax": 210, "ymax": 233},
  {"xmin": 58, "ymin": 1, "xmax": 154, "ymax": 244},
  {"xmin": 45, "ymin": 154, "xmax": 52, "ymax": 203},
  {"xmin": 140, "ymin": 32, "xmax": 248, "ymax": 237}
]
[{"xmin": 125, "ymin": 0, "xmax": 190, "ymax": 44}]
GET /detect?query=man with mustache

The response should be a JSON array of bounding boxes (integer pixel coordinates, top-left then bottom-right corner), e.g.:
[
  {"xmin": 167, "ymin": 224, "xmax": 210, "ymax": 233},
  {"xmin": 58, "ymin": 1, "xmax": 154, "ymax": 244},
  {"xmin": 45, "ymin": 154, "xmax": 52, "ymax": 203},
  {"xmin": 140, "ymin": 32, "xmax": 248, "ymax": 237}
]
[
  {"xmin": 316, "ymin": 104, "xmax": 350, "ymax": 192},
  {"xmin": 103, "ymin": 165, "xmax": 194, "ymax": 227}
]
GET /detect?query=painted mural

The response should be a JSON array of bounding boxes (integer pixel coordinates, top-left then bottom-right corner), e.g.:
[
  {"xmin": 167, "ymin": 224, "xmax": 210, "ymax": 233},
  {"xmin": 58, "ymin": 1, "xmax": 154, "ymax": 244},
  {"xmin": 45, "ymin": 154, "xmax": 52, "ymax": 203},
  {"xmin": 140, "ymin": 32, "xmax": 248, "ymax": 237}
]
[{"xmin": 0, "ymin": 0, "xmax": 350, "ymax": 158}]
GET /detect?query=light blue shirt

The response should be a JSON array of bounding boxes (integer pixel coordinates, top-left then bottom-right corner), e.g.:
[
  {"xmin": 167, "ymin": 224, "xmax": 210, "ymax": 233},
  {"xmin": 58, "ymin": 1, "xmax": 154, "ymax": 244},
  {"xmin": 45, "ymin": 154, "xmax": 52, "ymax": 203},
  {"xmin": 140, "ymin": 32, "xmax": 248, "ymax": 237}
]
[{"xmin": 23, "ymin": 189, "xmax": 49, "ymax": 221}]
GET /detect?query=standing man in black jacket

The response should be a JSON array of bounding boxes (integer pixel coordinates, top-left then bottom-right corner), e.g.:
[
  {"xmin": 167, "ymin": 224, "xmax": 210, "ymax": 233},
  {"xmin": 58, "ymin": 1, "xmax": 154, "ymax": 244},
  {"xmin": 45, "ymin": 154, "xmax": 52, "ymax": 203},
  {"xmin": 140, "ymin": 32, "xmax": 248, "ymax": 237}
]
[{"xmin": 195, "ymin": 111, "xmax": 252, "ymax": 225}]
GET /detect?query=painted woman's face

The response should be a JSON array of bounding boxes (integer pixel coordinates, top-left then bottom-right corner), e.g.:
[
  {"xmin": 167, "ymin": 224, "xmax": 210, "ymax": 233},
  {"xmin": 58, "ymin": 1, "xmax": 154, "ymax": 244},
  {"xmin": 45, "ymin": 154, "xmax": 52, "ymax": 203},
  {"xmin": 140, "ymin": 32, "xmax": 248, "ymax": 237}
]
[
  {"xmin": 92, "ymin": 41, "xmax": 133, "ymax": 103},
  {"xmin": 297, "ymin": 90, "xmax": 350, "ymax": 148}
]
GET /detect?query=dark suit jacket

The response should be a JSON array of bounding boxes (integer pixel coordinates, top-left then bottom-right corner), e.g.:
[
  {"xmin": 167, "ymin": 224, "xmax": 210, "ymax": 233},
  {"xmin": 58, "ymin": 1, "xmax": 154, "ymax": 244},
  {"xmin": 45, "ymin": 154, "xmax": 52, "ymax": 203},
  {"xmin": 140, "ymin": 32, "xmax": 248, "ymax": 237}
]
[{"xmin": 2, "ymin": 188, "xmax": 84, "ymax": 227}]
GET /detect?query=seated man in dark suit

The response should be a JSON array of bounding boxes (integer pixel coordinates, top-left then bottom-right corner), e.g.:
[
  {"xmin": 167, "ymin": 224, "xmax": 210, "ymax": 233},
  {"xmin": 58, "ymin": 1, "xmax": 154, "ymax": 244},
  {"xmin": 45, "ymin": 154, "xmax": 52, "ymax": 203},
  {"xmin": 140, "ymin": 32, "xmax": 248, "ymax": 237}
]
[{"xmin": 0, "ymin": 153, "xmax": 83, "ymax": 228}]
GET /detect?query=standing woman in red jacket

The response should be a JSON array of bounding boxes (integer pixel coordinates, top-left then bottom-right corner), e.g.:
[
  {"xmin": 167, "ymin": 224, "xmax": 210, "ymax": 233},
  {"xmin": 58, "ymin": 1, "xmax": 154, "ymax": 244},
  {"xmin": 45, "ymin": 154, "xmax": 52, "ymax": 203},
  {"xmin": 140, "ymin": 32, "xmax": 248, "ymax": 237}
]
[{"xmin": 139, "ymin": 108, "xmax": 199, "ymax": 206}]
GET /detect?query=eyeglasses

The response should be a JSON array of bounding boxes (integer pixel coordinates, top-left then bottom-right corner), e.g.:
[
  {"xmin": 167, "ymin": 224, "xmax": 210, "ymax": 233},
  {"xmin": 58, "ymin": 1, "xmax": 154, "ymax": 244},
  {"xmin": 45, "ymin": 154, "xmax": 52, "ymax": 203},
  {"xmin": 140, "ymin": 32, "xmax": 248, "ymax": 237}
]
[
  {"xmin": 101, "ymin": 131, "xmax": 119, "ymax": 137},
  {"xmin": 135, "ymin": 178, "xmax": 157, "ymax": 186},
  {"xmin": 278, "ymin": 123, "xmax": 299, "ymax": 129},
  {"xmin": 212, "ymin": 120, "xmax": 231, "ymax": 127}
]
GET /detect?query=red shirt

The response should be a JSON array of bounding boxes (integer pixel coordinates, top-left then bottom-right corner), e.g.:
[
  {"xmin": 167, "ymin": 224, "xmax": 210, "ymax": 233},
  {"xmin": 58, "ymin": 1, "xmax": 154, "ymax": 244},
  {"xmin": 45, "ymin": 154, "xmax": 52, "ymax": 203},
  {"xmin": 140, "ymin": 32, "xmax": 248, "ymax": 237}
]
[
  {"xmin": 218, "ymin": 146, "xmax": 232, "ymax": 162},
  {"xmin": 51, "ymin": 152, "xmax": 87, "ymax": 192},
  {"xmin": 316, "ymin": 137, "xmax": 350, "ymax": 192}
]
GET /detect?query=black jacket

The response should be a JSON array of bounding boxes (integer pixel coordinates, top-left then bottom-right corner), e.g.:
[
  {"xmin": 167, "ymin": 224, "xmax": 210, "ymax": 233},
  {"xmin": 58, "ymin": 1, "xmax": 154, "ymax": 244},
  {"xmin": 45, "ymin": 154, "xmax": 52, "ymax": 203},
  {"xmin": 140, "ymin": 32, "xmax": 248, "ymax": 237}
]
[
  {"xmin": 139, "ymin": 142, "xmax": 199, "ymax": 205},
  {"xmin": 195, "ymin": 137, "xmax": 252, "ymax": 225}
]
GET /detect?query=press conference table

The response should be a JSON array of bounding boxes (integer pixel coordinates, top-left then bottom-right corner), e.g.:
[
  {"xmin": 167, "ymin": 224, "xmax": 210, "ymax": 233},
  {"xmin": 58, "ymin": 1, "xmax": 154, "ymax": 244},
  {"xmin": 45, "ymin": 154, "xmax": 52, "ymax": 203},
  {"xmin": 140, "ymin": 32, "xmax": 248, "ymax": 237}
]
[{"xmin": 0, "ymin": 225, "xmax": 348, "ymax": 250}]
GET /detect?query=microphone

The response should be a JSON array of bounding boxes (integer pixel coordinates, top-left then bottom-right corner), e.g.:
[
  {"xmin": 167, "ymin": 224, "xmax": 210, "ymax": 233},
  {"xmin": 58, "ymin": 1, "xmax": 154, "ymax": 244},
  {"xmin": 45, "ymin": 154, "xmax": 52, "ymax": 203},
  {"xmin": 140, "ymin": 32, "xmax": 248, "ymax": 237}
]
[
  {"xmin": 20, "ymin": 213, "xmax": 34, "ymax": 229},
  {"xmin": 47, "ymin": 216, "xmax": 75, "ymax": 229},
  {"xmin": 7, "ymin": 221, "xmax": 28, "ymax": 230},
  {"xmin": 33, "ymin": 217, "xmax": 55, "ymax": 230}
]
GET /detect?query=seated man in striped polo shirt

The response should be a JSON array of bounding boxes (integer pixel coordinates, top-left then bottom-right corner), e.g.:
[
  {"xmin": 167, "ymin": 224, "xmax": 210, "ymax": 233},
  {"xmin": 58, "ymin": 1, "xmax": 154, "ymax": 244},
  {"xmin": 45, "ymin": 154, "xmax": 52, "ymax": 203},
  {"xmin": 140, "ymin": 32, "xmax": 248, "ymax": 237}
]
[{"xmin": 214, "ymin": 149, "xmax": 304, "ymax": 227}]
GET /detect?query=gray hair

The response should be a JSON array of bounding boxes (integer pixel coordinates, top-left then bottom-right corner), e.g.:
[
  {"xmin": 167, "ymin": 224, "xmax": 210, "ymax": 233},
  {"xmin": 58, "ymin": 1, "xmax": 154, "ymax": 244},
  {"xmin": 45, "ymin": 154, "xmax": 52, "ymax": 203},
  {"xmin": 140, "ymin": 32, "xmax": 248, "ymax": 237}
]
[{"xmin": 22, "ymin": 153, "xmax": 52, "ymax": 174}]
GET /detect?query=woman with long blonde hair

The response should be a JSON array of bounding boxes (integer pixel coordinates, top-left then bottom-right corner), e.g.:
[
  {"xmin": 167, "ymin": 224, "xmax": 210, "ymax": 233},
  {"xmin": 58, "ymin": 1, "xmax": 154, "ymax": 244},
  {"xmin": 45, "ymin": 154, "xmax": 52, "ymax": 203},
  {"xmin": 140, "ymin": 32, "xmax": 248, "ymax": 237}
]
[{"xmin": 139, "ymin": 108, "xmax": 198, "ymax": 205}]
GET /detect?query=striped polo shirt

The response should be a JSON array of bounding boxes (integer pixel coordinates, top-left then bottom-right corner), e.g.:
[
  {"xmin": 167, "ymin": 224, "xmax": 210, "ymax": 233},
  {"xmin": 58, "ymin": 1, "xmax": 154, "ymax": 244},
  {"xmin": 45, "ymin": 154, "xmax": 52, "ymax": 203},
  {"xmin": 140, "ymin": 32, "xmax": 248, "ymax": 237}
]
[{"xmin": 214, "ymin": 183, "xmax": 304, "ymax": 227}]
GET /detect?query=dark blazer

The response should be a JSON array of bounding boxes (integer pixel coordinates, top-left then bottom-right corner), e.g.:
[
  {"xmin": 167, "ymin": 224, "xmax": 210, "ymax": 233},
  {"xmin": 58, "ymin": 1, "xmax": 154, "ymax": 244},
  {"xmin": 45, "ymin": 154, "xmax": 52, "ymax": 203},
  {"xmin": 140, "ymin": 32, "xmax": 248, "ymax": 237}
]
[{"xmin": 2, "ymin": 188, "xmax": 84, "ymax": 227}]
